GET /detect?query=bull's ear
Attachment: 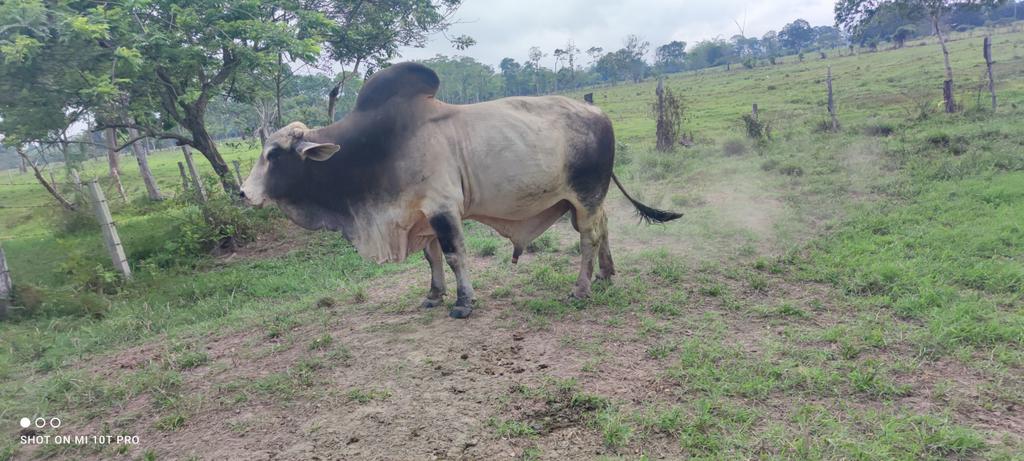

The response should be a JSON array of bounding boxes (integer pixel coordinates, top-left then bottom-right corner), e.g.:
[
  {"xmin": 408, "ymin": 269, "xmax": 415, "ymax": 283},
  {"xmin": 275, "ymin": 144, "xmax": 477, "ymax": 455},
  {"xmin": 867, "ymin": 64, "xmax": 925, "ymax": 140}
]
[{"xmin": 296, "ymin": 141, "xmax": 341, "ymax": 162}]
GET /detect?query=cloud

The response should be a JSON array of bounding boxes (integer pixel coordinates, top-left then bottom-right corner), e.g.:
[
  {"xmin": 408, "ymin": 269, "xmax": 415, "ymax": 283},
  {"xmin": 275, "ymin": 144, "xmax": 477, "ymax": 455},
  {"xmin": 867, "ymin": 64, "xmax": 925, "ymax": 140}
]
[{"xmin": 399, "ymin": 0, "xmax": 837, "ymax": 68}]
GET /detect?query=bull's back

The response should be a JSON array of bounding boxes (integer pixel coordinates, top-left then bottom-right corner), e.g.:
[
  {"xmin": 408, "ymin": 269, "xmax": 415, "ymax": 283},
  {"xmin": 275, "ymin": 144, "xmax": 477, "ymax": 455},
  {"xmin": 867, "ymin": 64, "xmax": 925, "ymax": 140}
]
[{"xmin": 447, "ymin": 96, "xmax": 611, "ymax": 218}]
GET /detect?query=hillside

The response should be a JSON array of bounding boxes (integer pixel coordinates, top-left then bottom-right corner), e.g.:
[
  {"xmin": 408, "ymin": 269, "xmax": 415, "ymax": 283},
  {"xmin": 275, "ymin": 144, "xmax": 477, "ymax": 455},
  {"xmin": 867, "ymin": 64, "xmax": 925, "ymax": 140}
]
[{"xmin": 2, "ymin": 26, "xmax": 1023, "ymax": 460}]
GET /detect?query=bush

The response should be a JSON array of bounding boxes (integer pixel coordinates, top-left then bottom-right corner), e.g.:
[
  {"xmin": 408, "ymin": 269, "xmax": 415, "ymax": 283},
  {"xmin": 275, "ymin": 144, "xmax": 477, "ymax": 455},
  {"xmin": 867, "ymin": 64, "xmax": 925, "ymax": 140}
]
[
  {"xmin": 165, "ymin": 196, "xmax": 281, "ymax": 262},
  {"xmin": 10, "ymin": 283, "xmax": 109, "ymax": 319},
  {"xmin": 722, "ymin": 139, "xmax": 748, "ymax": 157},
  {"xmin": 55, "ymin": 207, "xmax": 96, "ymax": 236},
  {"xmin": 741, "ymin": 114, "xmax": 771, "ymax": 144},
  {"xmin": 863, "ymin": 123, "xmax": 895, "ymax": 137},
  {"xmin": 59, "ymin": 246, "xmax": 122, "ymax": 294},
  {"xmin": 778, "ymin": 164, "xmax": 805, "ymax": 177}
]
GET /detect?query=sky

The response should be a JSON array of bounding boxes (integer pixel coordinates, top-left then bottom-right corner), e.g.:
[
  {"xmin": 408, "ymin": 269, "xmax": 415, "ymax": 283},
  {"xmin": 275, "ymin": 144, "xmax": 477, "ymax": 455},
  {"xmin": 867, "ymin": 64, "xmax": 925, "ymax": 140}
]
[{"xmin": 398, "ymin": 0, "xmax": 837, "ymax": 68}]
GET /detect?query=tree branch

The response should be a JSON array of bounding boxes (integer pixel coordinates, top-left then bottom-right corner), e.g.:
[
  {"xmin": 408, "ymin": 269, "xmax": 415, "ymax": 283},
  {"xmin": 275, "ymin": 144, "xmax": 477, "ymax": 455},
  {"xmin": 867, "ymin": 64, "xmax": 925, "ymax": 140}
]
[{"xmin": 92, "ymin": 123, "xmax": 193, "ymax": 150}]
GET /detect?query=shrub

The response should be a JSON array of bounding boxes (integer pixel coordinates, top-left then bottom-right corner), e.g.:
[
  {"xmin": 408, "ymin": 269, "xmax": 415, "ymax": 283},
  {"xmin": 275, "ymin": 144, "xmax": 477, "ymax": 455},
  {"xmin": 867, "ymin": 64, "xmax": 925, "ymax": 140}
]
[
  {"xmin": 760, "ymin": 159, "xmax": 780, "ymax": 171},
  {"xmin": 55, "ymin": 207, "xmax": 96, "ymax": 236},
  {"xmin": 863, "ymin": 123, "xmax": 895, "ymax": 137},
  {"xmin": 59, "ymin": 246, "xmax": 122, "ymax": 294},
  {"xmin": 741, "ymin": 114, "xmax": 771, "ymax": 144},
  {"xmin": 165, "ymin": 196, "xmax": 281, "ymax": 262},
  {"xmin": 778, "ymin": 164, "xmax": 805, "ymax": 177},
  {"xmin": 11, "ymin": 283, "xmax": 109, "ymax": 319},
  {"xmin": 722, "ymin": 139, "xmax": 748, "ymax": 157}
]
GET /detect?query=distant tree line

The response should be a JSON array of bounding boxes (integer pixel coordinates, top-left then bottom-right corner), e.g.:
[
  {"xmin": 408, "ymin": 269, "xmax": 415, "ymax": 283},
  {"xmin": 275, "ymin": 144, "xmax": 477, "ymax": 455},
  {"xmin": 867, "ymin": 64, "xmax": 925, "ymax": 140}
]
[{"xmin": 402, "ymin": 2, "xmax": 1022, "ymax": 105}]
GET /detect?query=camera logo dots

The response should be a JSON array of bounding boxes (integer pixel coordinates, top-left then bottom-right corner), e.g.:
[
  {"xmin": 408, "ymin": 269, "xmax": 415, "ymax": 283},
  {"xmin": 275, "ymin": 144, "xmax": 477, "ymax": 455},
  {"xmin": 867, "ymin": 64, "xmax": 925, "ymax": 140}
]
[{"xmin": 18, "ymin": 417, "xmax": 60, "ymax": 429}]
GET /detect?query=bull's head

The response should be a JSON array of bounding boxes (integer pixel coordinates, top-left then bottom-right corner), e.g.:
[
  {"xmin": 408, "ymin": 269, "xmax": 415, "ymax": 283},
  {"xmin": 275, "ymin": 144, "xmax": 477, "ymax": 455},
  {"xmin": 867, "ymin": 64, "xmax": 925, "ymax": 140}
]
[{"xmin": 240, "ymin": 122, "xmax": 340, "ymax": 207}]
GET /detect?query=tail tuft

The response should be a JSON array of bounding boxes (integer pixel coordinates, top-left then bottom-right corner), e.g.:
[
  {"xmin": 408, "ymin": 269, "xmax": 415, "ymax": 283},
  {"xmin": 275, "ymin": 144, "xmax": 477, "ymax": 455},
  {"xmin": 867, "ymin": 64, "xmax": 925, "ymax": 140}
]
[{"xmin": 611, "ymin": 173, "xmax": 683, "ymax": 224}]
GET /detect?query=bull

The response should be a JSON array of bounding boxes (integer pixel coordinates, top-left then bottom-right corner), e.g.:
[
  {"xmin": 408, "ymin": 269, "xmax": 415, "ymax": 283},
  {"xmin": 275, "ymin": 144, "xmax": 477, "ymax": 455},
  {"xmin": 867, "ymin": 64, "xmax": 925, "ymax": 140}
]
[{"xmin": 240, "ymin": 62, "xmax": 680, "ymax": 319}]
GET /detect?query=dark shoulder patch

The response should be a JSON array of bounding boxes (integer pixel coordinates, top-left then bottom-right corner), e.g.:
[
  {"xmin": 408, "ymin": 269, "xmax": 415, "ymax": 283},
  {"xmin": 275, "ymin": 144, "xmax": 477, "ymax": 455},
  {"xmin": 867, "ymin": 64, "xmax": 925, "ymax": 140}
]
[{"xmin": 356, "ymin": 62, "xmax": 440, "ymax": 111}]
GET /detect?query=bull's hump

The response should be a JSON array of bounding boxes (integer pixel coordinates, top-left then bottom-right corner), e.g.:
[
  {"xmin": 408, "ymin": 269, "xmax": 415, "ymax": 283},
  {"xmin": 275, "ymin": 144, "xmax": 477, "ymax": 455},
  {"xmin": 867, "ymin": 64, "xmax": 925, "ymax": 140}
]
[{"xmin": 356, "ymin": 62, "xmax": 440, "ymax": 111}]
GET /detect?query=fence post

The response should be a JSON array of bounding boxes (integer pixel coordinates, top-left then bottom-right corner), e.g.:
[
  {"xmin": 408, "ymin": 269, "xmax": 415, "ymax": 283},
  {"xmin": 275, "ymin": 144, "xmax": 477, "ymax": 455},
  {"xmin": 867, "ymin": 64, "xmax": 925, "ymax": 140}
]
[
  {"xmin": 0, "ymin": 244, "xmax": 11, "ymax": 319},
  {"xmin": 177, "ymin": 162, "xmax": 191, "ymax": 192},
  {"xmin": 231, "ymin": 160, "xmax": 243, "ymax": 187},
  {"xmin": 827, "ymin": 66, "xmax": 840, "ymax": 132},
  {"xmin": 181, "ymin": 146, "xmax": 208, "ymax": 202},
  {"xmin": 752, "ymin": 103, "xmax": 758, "ymax": 121},
  {"xmin": 984, "ymin": 36, "xmax": 996, "ymax": 112},
  {"xmin": 87, "ymin": 180, "xmax": 132, "ymax": 280}
]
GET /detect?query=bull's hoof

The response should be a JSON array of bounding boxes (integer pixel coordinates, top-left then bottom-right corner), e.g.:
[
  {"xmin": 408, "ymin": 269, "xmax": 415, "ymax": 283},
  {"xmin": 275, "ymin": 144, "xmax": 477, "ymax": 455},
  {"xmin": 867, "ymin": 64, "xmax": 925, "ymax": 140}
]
[
  {"xmin": 449, "ymin": 299, "xmax": 473, "ymax": 319},
  {"xmin": 421, "ymin": 297, "xmax": 443, "ymax": 308},
  {"xmin": 571, "ymin": 286, "xmax": 591, "ymax": 299},
  {"xmin": 449, "ymin": 305, "xmax": 473, "ymax": 319}
]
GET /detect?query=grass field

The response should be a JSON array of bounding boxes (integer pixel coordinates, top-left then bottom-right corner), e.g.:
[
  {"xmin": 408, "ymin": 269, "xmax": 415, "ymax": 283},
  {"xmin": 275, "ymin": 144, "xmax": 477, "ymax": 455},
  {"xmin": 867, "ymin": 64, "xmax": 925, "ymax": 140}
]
[{"xmin": 1, "ymin": 26, "xmax": 1023, "ymax": 460}]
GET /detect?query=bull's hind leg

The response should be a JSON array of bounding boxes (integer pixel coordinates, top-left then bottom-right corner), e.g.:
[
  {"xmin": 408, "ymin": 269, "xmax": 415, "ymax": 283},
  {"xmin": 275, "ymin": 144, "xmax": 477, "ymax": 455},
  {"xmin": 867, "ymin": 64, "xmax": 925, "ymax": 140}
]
[
  {"xmin": 429, "ymin": 213, "xmax": 475, "ymax": 319},
  {"xmin": 421, "ymin": 238, "xmax": 446, "ymax": 308},
  {"xmin": 571, "ymin": 206, "xmax": 608, "ymax": 299},
  {"xmin": 595, "ymin": 209, "xmax": 615, "ymax": 280}
]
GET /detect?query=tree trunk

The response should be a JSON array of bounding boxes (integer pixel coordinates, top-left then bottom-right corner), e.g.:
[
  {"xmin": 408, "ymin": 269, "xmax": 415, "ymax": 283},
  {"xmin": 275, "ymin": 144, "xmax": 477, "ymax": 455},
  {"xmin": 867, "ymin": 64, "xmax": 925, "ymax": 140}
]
[
  {"xmin": 15, "ymin": 147, "xmax": 77, "ymax": 211},
  {"xmin": 934, "ymin": 15, "xmax": 957, "ymax": 113},
  {"xmin": 275, "ymin": 53, "xmax": 283, "ymax": 129},
  {"xmin": 104, "ymin": 128, "xmax": 128, "ymax": 203},
  {"xmin": 104, "ymin": 128, "xmax": 120, "ymax": 175},
  {"xmin": 185, "ymin": 120, "xmax": 236, "ymax": 193},
  {"xmin": 128, "ymin": 128, "xmax": 163, "ymax": 201}
]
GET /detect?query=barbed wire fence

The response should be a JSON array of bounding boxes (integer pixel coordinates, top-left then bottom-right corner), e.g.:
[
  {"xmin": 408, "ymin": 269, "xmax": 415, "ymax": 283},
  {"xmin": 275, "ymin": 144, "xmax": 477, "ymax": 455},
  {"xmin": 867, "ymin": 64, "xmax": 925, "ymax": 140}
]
[{"xmin": 0, "ymin": 161, "xmax": 206, "ymax": 297}]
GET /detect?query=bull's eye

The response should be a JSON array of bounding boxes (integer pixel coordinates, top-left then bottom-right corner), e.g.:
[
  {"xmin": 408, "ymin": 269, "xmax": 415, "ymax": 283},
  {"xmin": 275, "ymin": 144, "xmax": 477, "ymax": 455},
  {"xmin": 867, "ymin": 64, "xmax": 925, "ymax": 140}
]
[{"xmin": 266, "ymin": 147, "xmax": 285, "ymax": 161}]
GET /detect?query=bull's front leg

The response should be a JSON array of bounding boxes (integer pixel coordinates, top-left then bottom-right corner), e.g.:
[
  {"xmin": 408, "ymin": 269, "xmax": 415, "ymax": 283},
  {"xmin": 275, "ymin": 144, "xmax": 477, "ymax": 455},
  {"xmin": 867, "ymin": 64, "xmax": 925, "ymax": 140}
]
[
  {"xmin": 428, "ymin": 213, "xmax": 475, "ymax": 319},
  {"xmin": 421, "ymin": 238, "xmax": 446, "ymax": 308}
]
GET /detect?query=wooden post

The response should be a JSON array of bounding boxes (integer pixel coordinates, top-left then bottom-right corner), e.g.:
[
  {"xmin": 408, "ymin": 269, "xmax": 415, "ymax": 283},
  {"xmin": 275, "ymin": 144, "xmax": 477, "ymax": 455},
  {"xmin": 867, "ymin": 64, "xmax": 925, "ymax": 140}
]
[
  {"xmin": 827, "ymin": 66, "xmax": 839, "ymax": 132},
  {"xmin": 231, "ymin": 160, "xmax": 243, "ymax": 186},
  {"xmin": 984, "ymin": 36, "xmax": 996, "ymax": 111},
  {"xmin": 87, "ymin": 180, "xmax": 131, "ymax": 280},
  {"xmin": 181, "ymin": 145, "xmax": 207, "ymax": 202},
  {"xmin": 0, "ymin": 244, "xmax": 11, "ymax": 319},
  {"xmin": 177, "ymin": 162, "xmax": 191, "ymax": 192},
  {"xmin": 752, "ymin": 103, "xmax": 758, "ymax": 121}
]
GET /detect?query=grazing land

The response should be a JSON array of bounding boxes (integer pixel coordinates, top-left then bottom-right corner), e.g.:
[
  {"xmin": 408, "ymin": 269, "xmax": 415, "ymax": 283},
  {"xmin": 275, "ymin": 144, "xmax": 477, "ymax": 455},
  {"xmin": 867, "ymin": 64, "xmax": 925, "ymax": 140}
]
[{"xmin": 2, "ymin": 27, "xmax": 1023, "ymax": 460}]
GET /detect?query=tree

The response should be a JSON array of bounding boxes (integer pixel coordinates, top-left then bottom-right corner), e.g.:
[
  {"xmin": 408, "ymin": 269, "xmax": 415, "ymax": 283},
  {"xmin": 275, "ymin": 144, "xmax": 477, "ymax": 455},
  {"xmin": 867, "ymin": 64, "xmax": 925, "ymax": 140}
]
[
  {"xmin": 686, "ymin": 39, "xmax": 733, "ymax": 69},
  {"xmin": 553, "ymin": 40, "xmax": 579, "ymax": 89},
  {"xmin": 622, "ymin": 35, "xmax": 651, "ymax": 82},
  {"xmin": 761, "ymin": 30, "xmax": 782, "ymax": 61},
  {"xmin": 499, "ymin": 58, "xmax": 524, "ymax": 96},
  {"xmin": 779, "ymin": 19, "xmax": 817, "ymax": 51},
  {"xmin": 655, "ymin": 41, "xmax": 687, "ymax": 73},
  {"xmin": 891, "ymin": 24, "xmax": 917, "ymax": 47},
  {"xmin": 320, "ymin": 0, "xmax": 463, "ymax": 122},
  {"xmin": 0, "ymin": 1, "xmax": 326, "ymax": 192},
  {"xmin": 586, "ymin": 46, "xmax": 604, "ymax": 66},
  {"xmin": 836, "ymin": 0, "xmax": 1006, "ymax": 113}
]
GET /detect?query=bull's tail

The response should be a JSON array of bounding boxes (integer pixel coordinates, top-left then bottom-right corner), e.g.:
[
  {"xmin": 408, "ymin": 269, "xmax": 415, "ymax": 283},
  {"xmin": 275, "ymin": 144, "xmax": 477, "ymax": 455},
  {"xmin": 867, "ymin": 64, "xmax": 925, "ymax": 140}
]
[{"xmin": 611, "ymin": 173, "xmax": 683, "ymax": 224}]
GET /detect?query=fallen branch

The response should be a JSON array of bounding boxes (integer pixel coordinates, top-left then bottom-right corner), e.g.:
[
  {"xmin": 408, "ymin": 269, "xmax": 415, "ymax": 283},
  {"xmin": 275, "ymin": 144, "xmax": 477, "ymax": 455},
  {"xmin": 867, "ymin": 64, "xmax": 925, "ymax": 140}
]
[{"xmin": 14, "ymin": 147, "xmax": 77, "ymax": 211}]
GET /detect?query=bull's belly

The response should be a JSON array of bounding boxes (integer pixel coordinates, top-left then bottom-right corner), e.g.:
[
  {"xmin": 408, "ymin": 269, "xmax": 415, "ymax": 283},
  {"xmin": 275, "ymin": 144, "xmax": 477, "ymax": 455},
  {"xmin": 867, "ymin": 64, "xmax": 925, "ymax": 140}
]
[{"xmin": 466, "ymin": 184, "xmax": 572, "ymax": 222}]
